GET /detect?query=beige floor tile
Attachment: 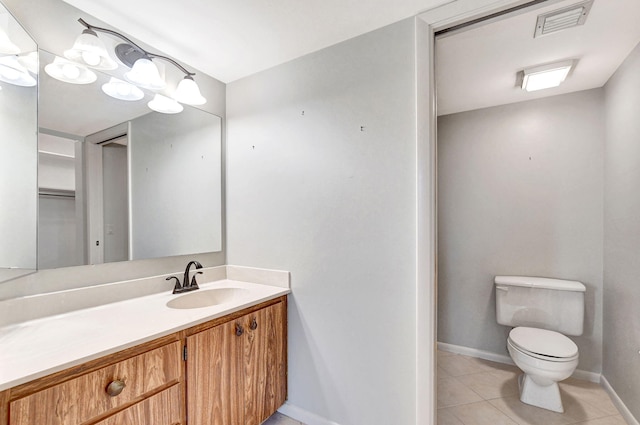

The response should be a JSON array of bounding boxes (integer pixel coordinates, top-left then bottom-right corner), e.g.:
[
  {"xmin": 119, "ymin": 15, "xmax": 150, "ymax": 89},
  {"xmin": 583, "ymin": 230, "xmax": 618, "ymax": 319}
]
[
  {"xmin": 456, "ymin": 371, "xmax": 520, "ymax": 400},
  {"xmin": 561, "ymin": 391, "xmax": 616, "ymax": 422},
  {"xmin": 489, "ymin": 396, "xmax": 574, "ymax": 425},
  {"xmin": 462, "ymin": 356, "xmax": 507, "ymax": 372},
  {"xmin": 439, "ymin": 366, "xmax": 453, "ymax": 379},
  {"xmin": 571, "ymin": 415, "xmax": 628, "ymax": 425},
  {"xmin": 438, "ymin": 376, "xmax": 483, "ymax": 408},
  {"xmin": 448, "ymin": 401, "xmax": 519, "ymax": 425},
  {"xmin": 560, "ymin": 380, "xmax": 620, "ymax": 416},
  {"xmin": 439, "ymin": 354, "xmax": 493, "ymax": 376},
  {"xmin": 438, "ymin": 408, "xmax": 466, "ymax": 425},
  {"xmin": 439, "ymin": 349, "xmax": 457, "ymax": 359}
]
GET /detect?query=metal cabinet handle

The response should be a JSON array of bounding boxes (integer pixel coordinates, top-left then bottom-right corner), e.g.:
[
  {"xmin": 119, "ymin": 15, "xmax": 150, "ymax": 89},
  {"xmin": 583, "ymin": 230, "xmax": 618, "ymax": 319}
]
[
  {"xmin": 235, "ymin": 323, "xmax": 244, "ymax": 336},
  {"xmin": 249, "ymin": 317, "xmax": 258, "ymax": 330},
  {"xmin": 106, "ymin": 379, "xmax": 126, "ymax": 397}
]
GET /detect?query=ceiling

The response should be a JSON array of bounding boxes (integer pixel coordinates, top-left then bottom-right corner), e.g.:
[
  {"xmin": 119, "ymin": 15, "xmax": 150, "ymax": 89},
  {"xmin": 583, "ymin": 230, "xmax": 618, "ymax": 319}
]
[
  {"xmin": 61, "ymin": 0, "xmax": 451, "ymax": 83},
  {"xmin": 436, "ymin": 0, "xmax": 640, "ymax": 115}
]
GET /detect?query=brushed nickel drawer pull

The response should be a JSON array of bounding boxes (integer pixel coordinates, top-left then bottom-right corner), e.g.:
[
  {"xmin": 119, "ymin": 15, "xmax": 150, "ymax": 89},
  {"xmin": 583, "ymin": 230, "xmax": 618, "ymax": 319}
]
[{"xmin": 106, "ymin": 379, "xmax": 126, "ymax": 397}]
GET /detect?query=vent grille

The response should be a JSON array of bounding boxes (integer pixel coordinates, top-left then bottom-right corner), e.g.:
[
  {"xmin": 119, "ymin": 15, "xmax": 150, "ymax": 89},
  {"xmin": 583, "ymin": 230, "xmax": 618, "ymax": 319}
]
[{"xmin": 534, "ymin": 0, "xmax": 594, "ymax": 38}]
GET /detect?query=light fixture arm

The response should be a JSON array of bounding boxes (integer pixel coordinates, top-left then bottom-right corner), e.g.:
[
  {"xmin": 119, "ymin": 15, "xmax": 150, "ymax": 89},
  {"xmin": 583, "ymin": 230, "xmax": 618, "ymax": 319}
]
[{"xmin": 77, "ymin": 18, "xmax": 196, "ymax": 77}]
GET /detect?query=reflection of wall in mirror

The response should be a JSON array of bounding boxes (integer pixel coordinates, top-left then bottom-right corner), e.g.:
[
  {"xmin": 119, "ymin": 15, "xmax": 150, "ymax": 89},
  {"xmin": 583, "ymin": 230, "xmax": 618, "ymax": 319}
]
[
  {"xmin": 130, "ymin": 108, "xmax": 222, "ymax": 259},
  {"xmin": 0, "ymin": 81, "xmax": 37, "ymax": 275}
]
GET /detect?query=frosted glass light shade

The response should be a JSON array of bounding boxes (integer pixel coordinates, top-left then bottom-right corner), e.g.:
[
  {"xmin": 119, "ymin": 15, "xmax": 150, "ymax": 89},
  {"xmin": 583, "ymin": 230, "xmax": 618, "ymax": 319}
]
[
  {"xmin": 102, "ymin": 77, "xmax": 144, "ymax": 101},
  {"xmin": 0, "ymin": 27, "xmax": 19, "ymax": 55},
  {"xmin": 0, "ymin": 55, "xmax": 36, "ymax": 87},
  {"xmin": 148, "ymin": 93, "xmax": 183, "ymax": 114},
  {"xmin": 174, "ymin": 76, "xmax": 206, "ymax": 105},
  {"xmin": 125, "ymin": 58, "xmax": 165, "ymax": 90},
  {"xmin": 64, "ymin": 29, "xmax": 117, "ymax": 70},
  {"xmin": 18, "ymin": 52, "xmax": 38, "ymax": 75},
  {"xmin": 45, "ymin": 56, "xmax": 97, "ymax": 85}
]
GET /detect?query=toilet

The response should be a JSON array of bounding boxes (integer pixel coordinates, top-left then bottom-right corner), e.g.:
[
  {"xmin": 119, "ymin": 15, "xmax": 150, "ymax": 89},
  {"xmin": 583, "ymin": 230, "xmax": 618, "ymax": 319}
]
[{"xmin": 494, "ymin": 275, "xmax": 586, "ymax": 413}]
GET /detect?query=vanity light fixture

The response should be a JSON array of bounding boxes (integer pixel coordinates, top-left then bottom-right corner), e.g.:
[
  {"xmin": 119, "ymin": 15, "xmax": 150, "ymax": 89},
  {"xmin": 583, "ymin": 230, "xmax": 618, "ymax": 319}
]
[
  {"xmin": 174, "ymin": 75, "xmax": 206, "ymax": 105},
  {"xmin": 45, "ymin": 56, "xmax": 97, "ymax": 85},
  {"xmin": 70, "ymin": 19, "xmax": 206, "ymax": 104},
  {"xmin": 521, "ymin": 60, "xmax": 574, "ymax": 92},
  {"xmin": 0, "ymin": 55, "xmax": 36, "ymax": 87},
  {"xmin": 148, "ymin": 93, "xmax": 183, "ymax": 114},
  {"xmin": 64, "ymin": 28, "xmax": 117, "ymax": 70},
  {"xmin": 0, "ymin": 26, "xmax": 19, "ymax": 55},
  {"xmin": 102, "ymin": 77, "xmax": 144, "ymax": 101},
  {"xmin": 124, "ymin": 57, "xmax": 165, "ymax": 90}
]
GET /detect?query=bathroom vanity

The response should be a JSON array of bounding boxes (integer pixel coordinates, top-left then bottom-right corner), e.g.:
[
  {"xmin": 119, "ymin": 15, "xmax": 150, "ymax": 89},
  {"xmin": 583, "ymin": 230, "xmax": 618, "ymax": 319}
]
[{"xmin": 0, "ymin": 267, "xmax": 289, "ymax": 425}]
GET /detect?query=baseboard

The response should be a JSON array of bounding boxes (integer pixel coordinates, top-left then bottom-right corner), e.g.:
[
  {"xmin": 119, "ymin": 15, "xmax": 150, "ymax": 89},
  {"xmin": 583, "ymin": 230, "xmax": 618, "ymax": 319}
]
[
  {"xmin": 601, "ymin": 376, "xmax": 640, "ymax": 425},
  {"xmin": 437, "ymin": 342, "xmax": 601, "ymax": 383},
  {"xmin": 278, "ymin": 402, "xmax": 342, "ymax": 425}
]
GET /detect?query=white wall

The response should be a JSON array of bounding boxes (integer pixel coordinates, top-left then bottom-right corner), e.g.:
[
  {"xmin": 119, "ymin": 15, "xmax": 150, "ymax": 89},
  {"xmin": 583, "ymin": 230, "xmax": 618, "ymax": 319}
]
[
  {"xmin": 437, "ymin": 89, "xmax": 605, "ymax": 373},
  {"xmin": 227, "ymin": 19, "xmax": 423, "ymax": 425},
  {"xmin": 603, "ymin": 41, "xmax": 640, "ymax": 420}
]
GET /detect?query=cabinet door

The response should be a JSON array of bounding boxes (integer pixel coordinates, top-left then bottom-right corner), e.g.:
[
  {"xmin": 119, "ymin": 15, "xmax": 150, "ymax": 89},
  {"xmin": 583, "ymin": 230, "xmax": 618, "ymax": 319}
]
[
  {"xmin": 186, "ymin": 319, "xmax": 242, "ymax": 425},
  {"xmin": 94, "ymin": 385, "xmax": 183, "ymax": 425},
  {"xmin": 186, "ymin": 300, "xmax": 286, "ymax": 425},
  {"xmin": 244, "ymin": 302, "xmax": 287, "ymax": 425}
]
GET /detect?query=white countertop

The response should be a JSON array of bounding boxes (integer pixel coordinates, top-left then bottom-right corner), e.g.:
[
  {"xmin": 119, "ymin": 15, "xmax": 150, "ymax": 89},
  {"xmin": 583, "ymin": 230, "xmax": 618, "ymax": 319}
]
[{"xmin": 0, "ymin": 279, "xmax": 289, "ymax": 391}]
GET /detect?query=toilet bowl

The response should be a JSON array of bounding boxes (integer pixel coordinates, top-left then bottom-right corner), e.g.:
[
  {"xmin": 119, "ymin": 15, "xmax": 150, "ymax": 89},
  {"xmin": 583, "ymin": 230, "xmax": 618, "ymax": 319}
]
[{"xmin": 507, "ymin": 326, "xmax": 579, "ymax": 413}]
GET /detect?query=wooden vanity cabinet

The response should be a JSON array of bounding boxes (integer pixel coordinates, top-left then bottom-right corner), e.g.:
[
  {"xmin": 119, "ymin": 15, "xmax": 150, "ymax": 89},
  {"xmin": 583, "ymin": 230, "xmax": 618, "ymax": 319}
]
[
  {"xmin": 186, "ymin": 298, "xmax": 287, "ymax": 425},
  {"xmin": 0, "ymin": 296, "xmax": 287, "ymax": 425}
]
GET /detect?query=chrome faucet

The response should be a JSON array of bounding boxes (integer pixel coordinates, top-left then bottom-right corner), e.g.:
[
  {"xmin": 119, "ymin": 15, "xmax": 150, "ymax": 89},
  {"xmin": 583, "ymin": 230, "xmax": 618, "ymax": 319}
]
[{"xmin": 167, "ymin": 260, "xmax": 203, "ymax": 294}]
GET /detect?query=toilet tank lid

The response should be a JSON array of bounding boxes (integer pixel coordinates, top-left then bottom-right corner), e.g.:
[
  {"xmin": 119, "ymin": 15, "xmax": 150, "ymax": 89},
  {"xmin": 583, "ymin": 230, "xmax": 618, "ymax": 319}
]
[{"xmin": 495, "ymin": 276, "xmax": 586, "ymax": 292}]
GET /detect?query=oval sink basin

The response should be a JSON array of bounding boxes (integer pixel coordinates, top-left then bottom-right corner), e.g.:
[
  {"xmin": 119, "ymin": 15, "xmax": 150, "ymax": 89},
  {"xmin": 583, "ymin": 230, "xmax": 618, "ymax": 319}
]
[{"xmin": 166, "ymin": 288, "xmax": 248, "ymax": 309}]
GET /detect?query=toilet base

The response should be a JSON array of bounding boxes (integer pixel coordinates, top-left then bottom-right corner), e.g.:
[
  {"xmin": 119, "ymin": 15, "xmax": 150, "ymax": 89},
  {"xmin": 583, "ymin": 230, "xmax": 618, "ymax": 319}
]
[{"xmin": 518, "ymin": 373, "xmax": 564, "ymax": 413}]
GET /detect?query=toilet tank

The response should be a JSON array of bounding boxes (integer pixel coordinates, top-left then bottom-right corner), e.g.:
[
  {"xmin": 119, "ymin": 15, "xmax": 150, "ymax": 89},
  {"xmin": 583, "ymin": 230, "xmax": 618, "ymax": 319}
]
[{"xmin": 494, "ymin": 276, "xmax": 586, "ymax": 336}]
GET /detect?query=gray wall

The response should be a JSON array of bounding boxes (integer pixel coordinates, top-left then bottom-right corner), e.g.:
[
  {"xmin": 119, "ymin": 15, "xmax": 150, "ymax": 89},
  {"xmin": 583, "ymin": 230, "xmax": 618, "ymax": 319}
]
[
  {"xmin": 603, "ymin": 41, "xmax": 640, "ymax": 419},
  {"xmin": 437, "ymin": 89, "xmax": 605, "ymax": 373},
  {"xmin": 227, "ymin": 19, "xmax": 422, "ymax": 425}
]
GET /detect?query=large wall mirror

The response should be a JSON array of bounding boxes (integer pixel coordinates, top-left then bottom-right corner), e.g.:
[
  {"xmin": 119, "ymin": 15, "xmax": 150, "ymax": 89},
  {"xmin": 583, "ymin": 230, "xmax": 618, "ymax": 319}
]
[
  {"xmin": 0, "ymin": 2, "xmax": 37, "ymax": 282},
  {"xmin": 0, "ymin": 0, "xmax": 222, "ymax": 284}
]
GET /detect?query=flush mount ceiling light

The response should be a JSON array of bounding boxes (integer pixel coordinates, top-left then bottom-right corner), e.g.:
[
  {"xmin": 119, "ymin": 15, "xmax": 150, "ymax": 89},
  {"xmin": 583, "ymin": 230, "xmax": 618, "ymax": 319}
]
[
  {"xmin": 45, "ymin": 56, "xmax": 97, "ymax": 85},
  {"xmin": 148, "ymin": 93, "xmax": 183, "ymax": 114},
  {"xmin": 102, "ymin": 77, "xmax": 144, "ymax": 101},
  {"xmin": 67, "ymin": 19, "xmax": 206, "ymax": 104},
  {"xmin": 64, "ymin": 28, "xmax": 118, "ymax": 70},
  {"xmin": 534, "ymin": 0, "xmax": 594, "ymax": 38},
  {"xmin": 0, "ymin": 55, "xmax": 36, "ymax": 87},
  {"xmin": 521, "ymin": 60, "xmax": 574, "ymax": 92},
  {"xmin": 0, "ymin": 26, "xmax": 19, "ymax": 55}
]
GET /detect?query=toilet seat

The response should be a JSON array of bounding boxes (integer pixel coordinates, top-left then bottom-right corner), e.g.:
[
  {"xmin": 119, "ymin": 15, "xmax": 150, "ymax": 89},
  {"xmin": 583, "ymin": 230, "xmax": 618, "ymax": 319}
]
[{"xmin": 508, "ymin": 327, "xmax": 578, "ymax": 362}]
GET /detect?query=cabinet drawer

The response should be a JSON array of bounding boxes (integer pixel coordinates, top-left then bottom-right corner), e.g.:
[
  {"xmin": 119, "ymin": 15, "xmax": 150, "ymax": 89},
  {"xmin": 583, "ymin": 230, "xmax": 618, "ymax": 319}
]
[
  {"xmin": 9, "ymin": 341, "xmax": 182, "ymax": 425},
  {"xmin": 94, "ymin": 384, "xmax": 183, "ymax": 425}
]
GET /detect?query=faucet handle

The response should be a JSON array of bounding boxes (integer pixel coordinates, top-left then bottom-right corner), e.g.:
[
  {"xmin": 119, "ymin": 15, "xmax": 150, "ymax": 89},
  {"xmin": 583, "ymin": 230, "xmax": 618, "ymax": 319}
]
[
  {"xmin": 190, "ymin": 271, "xmax": 203, "ymax": 289},
  {"xmin": 167, "ymin": 276, "xmax": 182, "ymax": 294}
]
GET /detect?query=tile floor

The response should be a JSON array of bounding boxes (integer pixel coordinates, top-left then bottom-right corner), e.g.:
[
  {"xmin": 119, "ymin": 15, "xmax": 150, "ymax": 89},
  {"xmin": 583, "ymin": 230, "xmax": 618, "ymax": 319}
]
[
  {"xmin": 437, "ymin": 350, "xmax": 627, "ymax": 425},
  {"xmin": 263, "ymin": 412, "xmax": 305, "ymax": 425}
]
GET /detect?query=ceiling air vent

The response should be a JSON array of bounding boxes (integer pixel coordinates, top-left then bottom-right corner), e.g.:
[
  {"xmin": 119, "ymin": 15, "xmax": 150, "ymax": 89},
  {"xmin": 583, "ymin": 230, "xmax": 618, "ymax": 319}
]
[{"xmin": 534, "ymin": 0, "xmax": 594, "ymax": 38}]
